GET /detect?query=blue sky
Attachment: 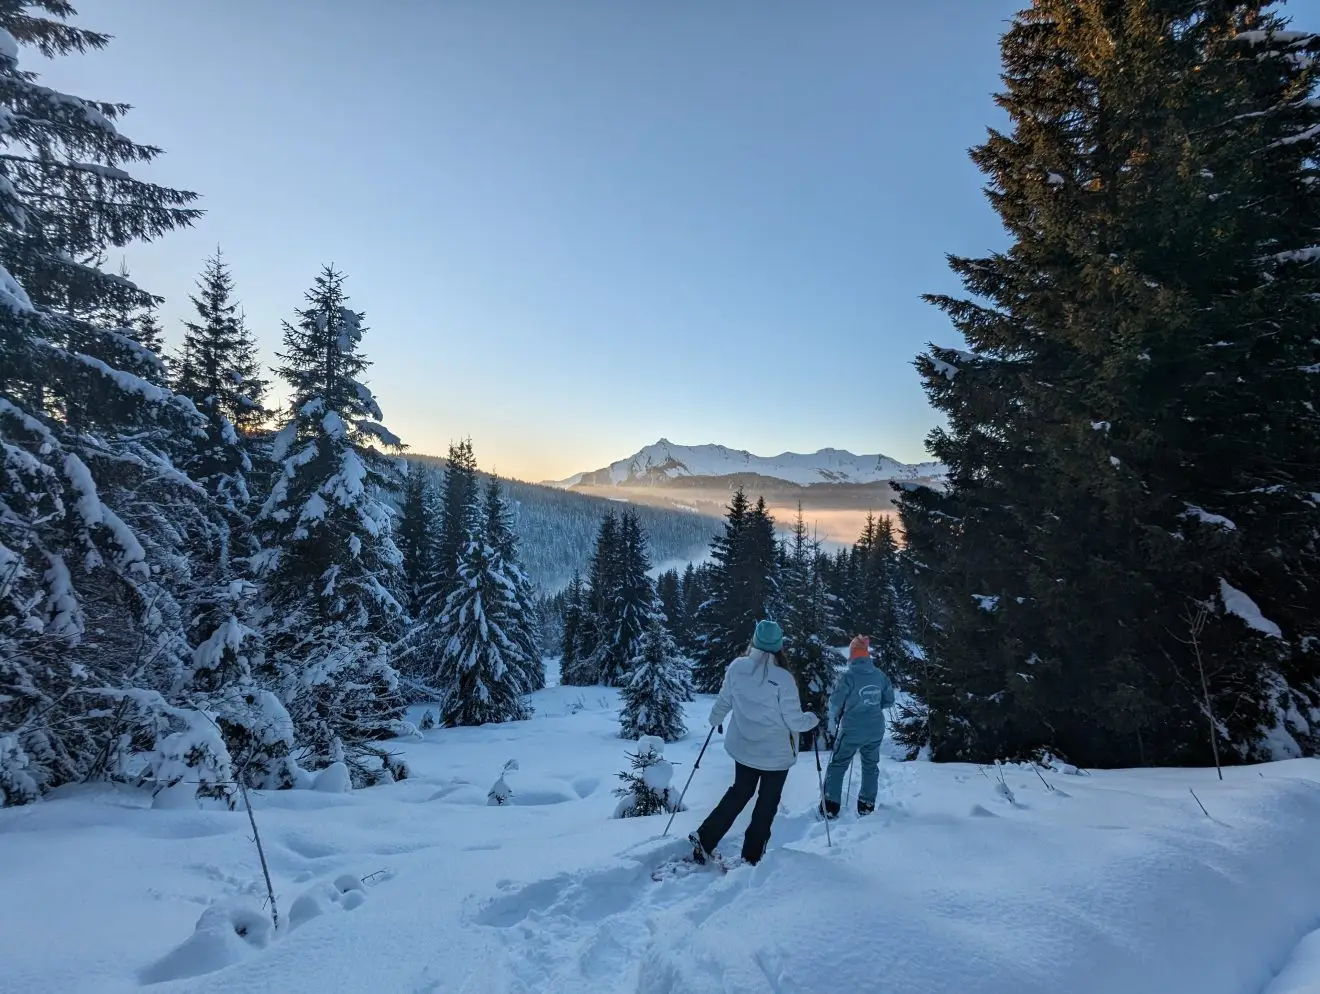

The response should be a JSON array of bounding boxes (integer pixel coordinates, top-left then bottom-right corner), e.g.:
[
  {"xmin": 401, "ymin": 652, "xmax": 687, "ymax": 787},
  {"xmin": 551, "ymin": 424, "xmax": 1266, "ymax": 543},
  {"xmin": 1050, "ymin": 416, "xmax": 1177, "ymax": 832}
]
[{"xmin": 41, "ymin": 0, "xmax": 1016, "ymax": 482}]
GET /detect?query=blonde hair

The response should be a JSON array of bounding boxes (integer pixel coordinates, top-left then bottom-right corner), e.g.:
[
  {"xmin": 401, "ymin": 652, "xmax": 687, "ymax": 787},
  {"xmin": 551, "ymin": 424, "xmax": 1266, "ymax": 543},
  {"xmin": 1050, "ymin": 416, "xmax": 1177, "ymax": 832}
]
[{"xmin": 746, "ymin": 644, "xmax": 787, "ymax": 680}]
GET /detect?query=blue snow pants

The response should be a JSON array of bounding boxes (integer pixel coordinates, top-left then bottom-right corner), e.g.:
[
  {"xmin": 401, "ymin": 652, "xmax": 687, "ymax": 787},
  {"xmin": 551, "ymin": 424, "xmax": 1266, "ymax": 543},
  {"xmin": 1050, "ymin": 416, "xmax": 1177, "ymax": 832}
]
[{"xmin": 824, "ymin": 731, "xmax": 882, "ymax": 806}]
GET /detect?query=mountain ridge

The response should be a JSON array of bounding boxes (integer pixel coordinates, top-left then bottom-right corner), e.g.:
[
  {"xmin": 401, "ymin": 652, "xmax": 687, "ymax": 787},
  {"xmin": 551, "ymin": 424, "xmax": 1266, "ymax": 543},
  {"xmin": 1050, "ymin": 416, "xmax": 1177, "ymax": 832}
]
[{"xmin": 547, "ymin": 438, "xmax": 945, "ymax": 489}]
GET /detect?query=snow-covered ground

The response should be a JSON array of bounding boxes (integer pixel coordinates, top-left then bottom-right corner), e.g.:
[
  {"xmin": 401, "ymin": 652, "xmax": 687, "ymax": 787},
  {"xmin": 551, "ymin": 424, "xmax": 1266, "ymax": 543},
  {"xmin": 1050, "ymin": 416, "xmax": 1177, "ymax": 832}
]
[{"xmin": 3, "ymin": 676, "xmax": 1320, "ymax": 994}]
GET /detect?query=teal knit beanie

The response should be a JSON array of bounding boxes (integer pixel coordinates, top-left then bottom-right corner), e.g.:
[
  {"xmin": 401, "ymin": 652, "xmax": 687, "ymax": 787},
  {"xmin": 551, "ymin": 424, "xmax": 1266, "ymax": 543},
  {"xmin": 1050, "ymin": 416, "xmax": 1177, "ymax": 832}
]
[{"xmin": 752, "ymin": 619, "xmax": 784, "ymax": 653}]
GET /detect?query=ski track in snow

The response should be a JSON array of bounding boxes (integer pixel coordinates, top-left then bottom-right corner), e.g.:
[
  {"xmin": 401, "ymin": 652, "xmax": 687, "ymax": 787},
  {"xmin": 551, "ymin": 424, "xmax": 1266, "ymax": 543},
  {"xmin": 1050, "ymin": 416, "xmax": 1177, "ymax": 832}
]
[{"xmin": 4, "ymin": 685, "xmax": 1320, "ymax": 994}]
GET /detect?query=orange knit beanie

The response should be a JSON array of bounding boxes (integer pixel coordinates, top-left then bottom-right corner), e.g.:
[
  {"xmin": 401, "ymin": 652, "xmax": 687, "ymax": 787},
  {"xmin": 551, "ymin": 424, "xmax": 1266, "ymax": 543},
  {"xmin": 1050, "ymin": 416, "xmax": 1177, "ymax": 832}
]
[{"xmin": 849, "ymin": 635, "xmax": 870, "ymax": 659}]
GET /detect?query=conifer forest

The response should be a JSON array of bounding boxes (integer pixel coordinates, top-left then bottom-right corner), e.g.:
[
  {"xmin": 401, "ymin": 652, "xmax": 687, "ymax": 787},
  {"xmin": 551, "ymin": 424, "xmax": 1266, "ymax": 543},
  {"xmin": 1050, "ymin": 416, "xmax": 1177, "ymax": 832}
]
[
  {"xmin": 5, "ymin": 4, "xmax": 1320, "ymax": 994},
  {"xmin": 1, "ymin": 0, "xmax": 1318, "ymax": 799}
]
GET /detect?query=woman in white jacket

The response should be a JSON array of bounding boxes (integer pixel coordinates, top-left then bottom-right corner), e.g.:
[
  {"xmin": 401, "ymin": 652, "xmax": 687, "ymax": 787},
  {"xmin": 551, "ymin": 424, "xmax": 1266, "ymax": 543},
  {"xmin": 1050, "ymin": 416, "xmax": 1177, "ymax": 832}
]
[{"xmin": 689, "ymin": 620, "xmax": 819, "ymax": 866}]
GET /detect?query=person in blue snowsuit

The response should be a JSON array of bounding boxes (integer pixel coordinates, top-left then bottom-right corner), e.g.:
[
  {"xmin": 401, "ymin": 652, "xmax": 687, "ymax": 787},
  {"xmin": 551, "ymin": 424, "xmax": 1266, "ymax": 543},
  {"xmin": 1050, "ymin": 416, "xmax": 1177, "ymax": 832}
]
[{"xmin": 821, "ymin": 635, "xmax": 895, "ymax": 818}]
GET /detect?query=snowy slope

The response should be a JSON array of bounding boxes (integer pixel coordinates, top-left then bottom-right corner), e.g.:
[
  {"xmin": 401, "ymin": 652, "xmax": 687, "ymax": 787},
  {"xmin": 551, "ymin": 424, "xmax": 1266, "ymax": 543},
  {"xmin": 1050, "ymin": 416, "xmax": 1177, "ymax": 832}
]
[
  {"xmin": 3, "ymin": 679, "xmax": 1320, "ymax": 994},
  {"xmin": 551, "ymin": 439, "xmax": 946, "ymax": 488}
]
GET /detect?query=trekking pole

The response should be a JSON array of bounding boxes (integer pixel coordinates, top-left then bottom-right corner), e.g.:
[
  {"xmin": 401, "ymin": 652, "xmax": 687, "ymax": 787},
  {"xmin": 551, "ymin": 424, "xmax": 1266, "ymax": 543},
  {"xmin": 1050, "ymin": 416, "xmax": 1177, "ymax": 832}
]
[
  {"xmin": 844, "ymin": 756, "xmax": 856, "ymax": 813},
  {"xmin": 813, "ymin": 732, "xmax": 833, "ymax": 848},
  {"xmin": 663, "ymin": 726, "xmax": 715, "ymax": 837}
]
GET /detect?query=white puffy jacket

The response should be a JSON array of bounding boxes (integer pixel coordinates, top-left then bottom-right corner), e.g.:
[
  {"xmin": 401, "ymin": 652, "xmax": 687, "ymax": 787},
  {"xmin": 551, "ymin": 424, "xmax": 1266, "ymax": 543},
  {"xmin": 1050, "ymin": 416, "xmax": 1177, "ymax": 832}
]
[{"xmin": 709, "ymin": 650, "xmax": 819, "ymax": 772}]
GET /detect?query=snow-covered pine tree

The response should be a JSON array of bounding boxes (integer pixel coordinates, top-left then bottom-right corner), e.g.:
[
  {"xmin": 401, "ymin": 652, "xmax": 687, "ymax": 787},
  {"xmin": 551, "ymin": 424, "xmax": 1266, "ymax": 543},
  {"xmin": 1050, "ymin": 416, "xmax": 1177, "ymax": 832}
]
[
  {"xmin": 619, "ymin": 617, "xmax": 690, "ymax": 742},
  {"xmin": 430, "ymin": 532, "xmax": 531, "ymax": 727},
  {"xmin": 482, "ymin": 475, "xmax": 545, "ymax": 693},
  {"xmin": 396, "ymin": 460, "xmax": 440, "ymax": 620},
  {"xmin": 903, "ymin": 4, "xmax": 1320, "ymax": 767},
  {"xmin": 0, "ymin": 4, "xmax": 226, "ymax": 803},
  {"xmin": 781, "ymin": 504, "xmax": 841, "ymax": 747},
  {"xmin": 612, "ymin": 735, "xmax": 680, "ymax": 818},
  {"xmin": 178, "ymin": 585, "xmax": 296, "ymax": 785},
  {"xmin": 434, "ymin": 438, "xmax": 478, "ymax": 603},
  {"xmin": 257, "ymin": 266, "xmax": 409, "ymax": 783}
]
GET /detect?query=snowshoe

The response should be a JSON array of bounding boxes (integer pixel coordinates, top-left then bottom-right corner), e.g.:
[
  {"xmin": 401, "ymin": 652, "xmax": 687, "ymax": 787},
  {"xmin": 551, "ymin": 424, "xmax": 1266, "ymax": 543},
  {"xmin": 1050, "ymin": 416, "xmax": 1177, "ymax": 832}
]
[
  {"xmin": 652, "ymin": 849, "xmax": 728, "ymax": 882},
  {"xmin": 819, "ymin": 799, "xmax": 840, "ymax": 820},
  {"xmin": 688, "ymin": 832, "xmax": 712, "ymax": 865},
  {"xmin": 857, "ymin": 800, "xmax": 875, "ymax": 817}
]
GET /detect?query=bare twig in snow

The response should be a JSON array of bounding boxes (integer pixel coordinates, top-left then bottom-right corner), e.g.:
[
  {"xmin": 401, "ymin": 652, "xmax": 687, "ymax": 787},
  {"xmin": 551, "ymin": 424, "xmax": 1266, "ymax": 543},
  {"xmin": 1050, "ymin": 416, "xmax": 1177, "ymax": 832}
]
[
  {"xmin": 238, "ymin": 781, "xmax": 279, "ymax": 929},
  {"xmin": 1175, "ymin": 601, "xmax": 1223, "ymax": 781},
  {"xmin": 1032, "ymin": 763, "xmax": 1056, "ymax": 792}
]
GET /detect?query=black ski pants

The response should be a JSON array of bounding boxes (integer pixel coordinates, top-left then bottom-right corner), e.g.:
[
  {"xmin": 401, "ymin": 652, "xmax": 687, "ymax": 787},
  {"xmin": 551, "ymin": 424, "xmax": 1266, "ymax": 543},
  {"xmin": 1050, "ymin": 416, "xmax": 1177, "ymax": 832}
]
[{"xmin": 695, "ymin": 762, "xmax": 789, "ymax": 865}]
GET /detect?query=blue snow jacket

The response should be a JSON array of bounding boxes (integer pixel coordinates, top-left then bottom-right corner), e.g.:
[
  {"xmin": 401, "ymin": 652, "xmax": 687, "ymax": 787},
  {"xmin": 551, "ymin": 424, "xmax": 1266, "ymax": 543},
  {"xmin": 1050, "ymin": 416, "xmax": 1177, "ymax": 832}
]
[{"xmin": 828, "ymin": 658, "xmax": 895, "ymax": 743}]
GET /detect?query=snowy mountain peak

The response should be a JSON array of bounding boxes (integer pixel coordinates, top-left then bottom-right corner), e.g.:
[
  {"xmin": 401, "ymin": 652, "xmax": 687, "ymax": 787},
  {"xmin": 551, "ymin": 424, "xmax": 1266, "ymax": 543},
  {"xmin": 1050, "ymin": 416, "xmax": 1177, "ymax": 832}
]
[{"xmin": 551, "ymin": 439, "xmax": 945, "ymax": 489}]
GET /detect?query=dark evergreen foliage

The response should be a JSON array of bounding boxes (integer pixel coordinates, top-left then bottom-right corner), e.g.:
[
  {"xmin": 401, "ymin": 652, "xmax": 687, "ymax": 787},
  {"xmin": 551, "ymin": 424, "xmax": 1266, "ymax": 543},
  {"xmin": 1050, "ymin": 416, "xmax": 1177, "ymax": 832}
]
[
  {"xmin": 781, "ymin": 505, "xmax": 843, "ymax": 747},
  {"xmin": 175, "ymin": 249, "xmax": 265, "ymax": 429},
  {"xmin": 434, "ymin": 438, "xmax": 479, "ymax": 606},
  {"xmin": 656, "ymin": 568, "xmax": 685, "ymax": 645},
  {"xmin": 692, "ymin": 490, "xmax": 779, "ymax": 692},
  {"xmin": 898, "ymin": 4, "xmax": 1320, "ymax": 768},
  {"xmin": 396, "ymin": 462, "xmax": 440, "ymax": 620},
  {"xmin": 558, "ymin": 571, "xmax": 587, "ymax": 684}
]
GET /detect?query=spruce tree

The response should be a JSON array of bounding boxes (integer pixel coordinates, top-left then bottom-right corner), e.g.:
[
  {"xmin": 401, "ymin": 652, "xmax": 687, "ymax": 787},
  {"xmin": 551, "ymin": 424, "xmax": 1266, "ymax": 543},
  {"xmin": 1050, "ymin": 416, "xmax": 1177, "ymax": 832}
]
[
  {"xmin": 482, "ymin": 475, "xmax": 545, "ymax": 693},
  {"xmin": 397, "ymin": 462, "xmax": 440, "ymax": 620},
  {"xmin": 692, "ymin": 489, "xmax": 779, "ymax": 692},
  {"xmin": 230, "ymin": 309, "xmax": 268, "ymax": 436},
  {"xmin": 429, "ymin": 534, "xmax": 531, "ymax": 727},
  {"xmin": 619, "ymin": 617, "xmax": 691, "ymax": 742},
  {"xmin": 656, "ymin": 568, "xmax": 685, "ymax": 645},
  {"xmin": 781, "ymin": 504, "xmax": 842, "ymax": 746},
  {"xmin": 0, "ymin": 3, "xmax": 217, "ymax": 803},
  {"xmin": 572, "ymin": 511, "xmax": 619, "ymax": 685},
  {"xmin": 852, "ymin": 514, "xmax": 907, "ymax": 676},
  {"xmin": 257, "ymin": 266, "xmax": 407, "ymax": 781},
  {"xmin": 434, "ymin": 438, "xmax": 479, "ymax": 603},
  {"xmin": 612, "ymin": 737, "xmax": 679, "ymax": 818},
  {"xmin": 176, "ymin": 249, "xmax": 255, "ymax": 426},
  {"xmin": 594, "ymin": 510, "xmax": 657, "ymax": 687},
  {"xmin": 902, "ymin": 4, "xmax": 1320, "ymax": 767},
  {"xmin": 559, "ymin": 571, "xmax": 587, "ymax": 685},
  {"xmin": 679, "ymin": 562, "xmax": 707, "ymax": 658}
]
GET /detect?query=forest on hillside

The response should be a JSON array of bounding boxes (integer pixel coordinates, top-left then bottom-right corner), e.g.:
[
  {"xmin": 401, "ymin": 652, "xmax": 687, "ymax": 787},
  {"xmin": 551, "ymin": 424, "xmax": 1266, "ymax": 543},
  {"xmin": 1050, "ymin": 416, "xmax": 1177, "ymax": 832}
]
[{"xmin": 407, "ymin": 455, "xmax": 719, "ymax": 591}]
